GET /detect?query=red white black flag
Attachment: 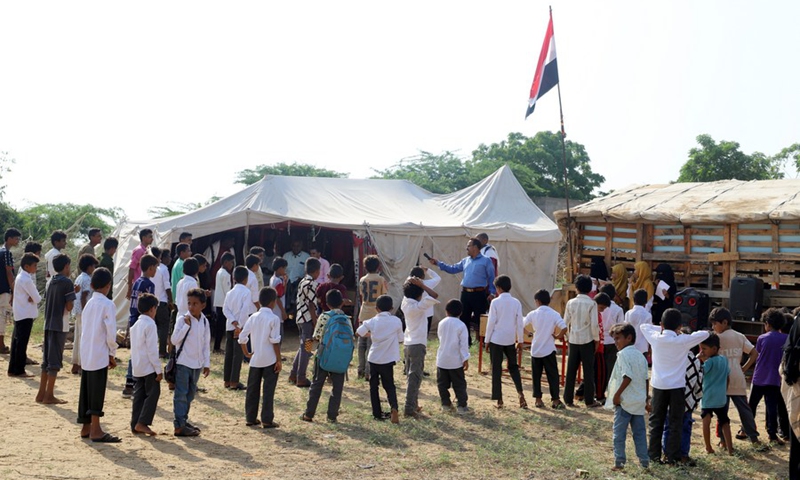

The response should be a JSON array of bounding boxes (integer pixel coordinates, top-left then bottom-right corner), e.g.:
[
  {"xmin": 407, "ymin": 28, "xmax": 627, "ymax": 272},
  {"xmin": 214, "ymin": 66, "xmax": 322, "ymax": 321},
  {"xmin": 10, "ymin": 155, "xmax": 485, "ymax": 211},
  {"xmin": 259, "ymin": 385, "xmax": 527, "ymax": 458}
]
[{"xmin": 525, "ymin": 13, "xmax": 559, "ymax": 119}]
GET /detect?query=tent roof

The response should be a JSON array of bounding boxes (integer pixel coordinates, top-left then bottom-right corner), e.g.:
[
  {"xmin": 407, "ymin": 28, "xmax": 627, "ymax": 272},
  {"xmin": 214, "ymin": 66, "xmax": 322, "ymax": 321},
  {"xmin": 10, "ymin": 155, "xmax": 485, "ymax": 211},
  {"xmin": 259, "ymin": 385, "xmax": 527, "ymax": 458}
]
[
  {"xmin": 554, "ymin": 179, "xmax": 800, "ymax": 224},
  {"xmin": 131, "ymin": 165, "xmax": 561, "ymax": 243}
]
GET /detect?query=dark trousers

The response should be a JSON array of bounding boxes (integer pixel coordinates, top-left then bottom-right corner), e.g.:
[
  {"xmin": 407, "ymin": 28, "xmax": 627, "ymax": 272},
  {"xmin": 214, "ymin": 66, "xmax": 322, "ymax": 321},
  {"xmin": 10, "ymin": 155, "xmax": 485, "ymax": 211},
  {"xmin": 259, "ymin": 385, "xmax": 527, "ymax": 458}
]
[
  {"xmin": 246, "ymin": 364, "xmax": 279, "ymax": 424},
  {"xmin": 369, "ymin": 361, "xmax": 399, "ymax": 418},
  {"xmin": 791, "ymin": 428, "xmax": 800, "ymax": 480},
  {"xmin": 304, "ymin": 360, "xmax": 345, "ymax": 421},
  {"xmin": 779, "ymin": 391, "xmax": 791, "ymax": 439},
  {"xmin": 437, "ymin": 366, "xmax": 468, "ymax": 407},
  {"xmin": 77, "ymin": 368, "xmax": 108, "ymax": 424},
  {"xmin": 489, "ymin": 343, "xmax": 523, "ymax": 402},
  {"xmin": 213, "ymin": 307, "xmax": 227, "ymax": 351},
  {"xmin": 223, "ymin": 330, "xmax": 243, "ymax": 383},
  {"xmin": 8, "ymin": 318, "xmax": 33, "ymax": 375},
  {"xmin": 564, "ymin": 341, "xmax": 596, "ymax": 405},
  {"xmin": 649, "ymin": 387, "xmax": 685, "ymax": 462},
  {"xmin": 749, "ymin": 384, "xmax": 781, "ymax": 437},
  {"xmin": 459, "ymin": 290, "xmax": 487, "ymax": 346},
  {"xmin": 155, "ymin": 303, "xmax": 170, "ymax": 356},
  {"xmin": 131, "ymin": 373, "xmax": 160, "ymax": 428},
  {"xmin": 531, "ymin": 352, "xmax": 560, "ymax": 400},
  {"xmin": 602, "ymin": 343, "xmax": 618, "ymax": 398}
]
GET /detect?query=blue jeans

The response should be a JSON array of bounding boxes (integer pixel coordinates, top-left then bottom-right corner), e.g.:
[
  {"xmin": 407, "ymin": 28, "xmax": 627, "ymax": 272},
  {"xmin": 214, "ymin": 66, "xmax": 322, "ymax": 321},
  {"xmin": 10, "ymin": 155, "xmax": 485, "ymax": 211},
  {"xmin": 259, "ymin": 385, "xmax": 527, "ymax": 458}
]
[
  {"xmin": 173, "ymin": 364, "xmax": 201, "ymax": 429},
  {"xmin": 663, "ymin": 409, "xmax": 694, "ymax": 457},
  {"xmin": 613, "ymin": 406, "xmax": 649, "ymax": 468}
]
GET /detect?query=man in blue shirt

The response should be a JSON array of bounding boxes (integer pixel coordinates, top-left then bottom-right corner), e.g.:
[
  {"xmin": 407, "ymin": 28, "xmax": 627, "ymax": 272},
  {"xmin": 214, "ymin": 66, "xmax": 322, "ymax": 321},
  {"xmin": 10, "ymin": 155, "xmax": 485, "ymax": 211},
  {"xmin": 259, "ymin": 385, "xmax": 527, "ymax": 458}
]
[{"xmin": 429, "ymin": 238, "xmax": 496, "ymax": 346}]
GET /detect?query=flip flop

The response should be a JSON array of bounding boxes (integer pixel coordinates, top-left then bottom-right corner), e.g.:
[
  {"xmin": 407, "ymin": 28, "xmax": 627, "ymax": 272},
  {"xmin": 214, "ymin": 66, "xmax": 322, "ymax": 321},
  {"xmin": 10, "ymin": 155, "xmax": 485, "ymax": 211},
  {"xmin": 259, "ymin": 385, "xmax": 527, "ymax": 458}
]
[
  {"xmin": 91, "ymin": 433, "xmax": 122, "ymax": 443},
  {"xmin": 246, "ymin": 420, "xmax": 262, "ymax": 427},
  {"xmin": 230, "ymin": 384, "xmax": 246, "ymax": 391},
  {"xmin": 534, "ymin": 400, "xmax": 545, "ymax": 408},
  {"xmin": 262, "ymin": 422, "xmax": 280, "ymax": 429},
  {"xmin": 25, "ymin": 358, "xmax": 39, "ymax": 365}
]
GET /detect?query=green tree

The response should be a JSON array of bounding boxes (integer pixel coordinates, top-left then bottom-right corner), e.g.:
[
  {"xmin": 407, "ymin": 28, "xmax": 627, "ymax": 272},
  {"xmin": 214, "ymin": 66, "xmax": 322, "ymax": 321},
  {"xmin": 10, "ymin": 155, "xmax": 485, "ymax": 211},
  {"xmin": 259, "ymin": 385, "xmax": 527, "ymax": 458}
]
[
  {"xmin": 17, "ymin": 203, "xmax": 124, "ymax": 244},
  {"xmin": 235, "ymin": 162, "xmax": 348, "ymax": 185},
  {"xmin": 372, "ymin": 151, "xmax": 473, "ymax": 194},
  {"xmin": 677, "ymin": 134, "xmax": 784, "ymax": 182},
  {"xmin": 470, "ymin": 131, "xmax": 604, "ymax": 201}
]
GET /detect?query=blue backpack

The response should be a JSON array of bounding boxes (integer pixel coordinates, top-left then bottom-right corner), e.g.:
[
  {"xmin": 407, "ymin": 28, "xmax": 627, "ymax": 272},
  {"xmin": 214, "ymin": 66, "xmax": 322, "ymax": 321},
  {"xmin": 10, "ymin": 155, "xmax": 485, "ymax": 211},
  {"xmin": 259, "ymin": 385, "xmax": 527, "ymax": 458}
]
[{"xmin": 317, "ymin": 312, "xmax": 354, "ymax": 374}]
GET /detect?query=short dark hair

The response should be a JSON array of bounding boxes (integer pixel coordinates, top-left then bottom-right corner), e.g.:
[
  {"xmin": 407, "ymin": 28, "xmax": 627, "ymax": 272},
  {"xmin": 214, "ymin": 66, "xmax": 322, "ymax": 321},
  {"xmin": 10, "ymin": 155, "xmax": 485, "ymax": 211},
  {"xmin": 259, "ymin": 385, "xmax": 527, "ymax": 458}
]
[
  {"xmin": 633, "ymin": 289, "xmax": 648, "ymax": 306},
  {"xmin": 445, "ymin": 299, "xmax": 463, "ymax": 317},
  {"xmin": 51, "ymin": 230, "xmax": 67, "ymax": 246},
  {"xmin": 376, "ymin": 294, "xmax": 393, "ymax": 312},
  {"xmin": 103, "ymin": 237, "xmax": 118, "ymax": 251},
  {"xmin": 137, "ymin": 293, "xmax": 159, "ymax": 315},
  {"xmin": 599, "ymin": 284, "xmax": 616, "ymax": 299},
  {"xmin": 176, "ymin": 243, "xmax": 190, "ymax": 256},
  {"xmin": 574, "ymin": 274, "xmax": 592, "ymax": 294},
  {"xmin": 140, "ymin": 254, "xmax": 159, "ymax": 272},
  {"xmin": 24, "ymin": 241, "xmax": 42, "ymax": 254},
  {"xmin": 150, "ymin": 247, "xmax": 162, "ymax": 259},
  {"xmin": 305, "ymin": 257, "xmax": 321, "ymax": 274},
  {"xmin": 158, "ymin": 248, "xmax": 171, "ymax": 261},
  {"xmin": 661, "ymin": 308, "xmax": 683, "ymax": 331},
  {"xmin": 183, "ymin": 257, "xmax": 199, "ymax": 277},
  {"xmin": 259, "ymin": 286, "xmax": 277, "ymax": 306},
  {"xmin": 4, "ymin": 228, "xmax": 21, "ymax": 241},
  {"xmin": 477, "ymin": 233, "xmax": 489, "ymax": 242},
  {"xmin": 364, "ymin": 255, "xmax": 380, "ymax": 273},
  {"xmin": 220, "ymin": 252, "xmax": 235, "ymax": 264},
  {"xmin": 701, "ymin": 332, "xmax": 720, "ymax": 348},
  {"xmin": 187, "ymin": 287, "xmax": 207, "ymax": 304},
  {"xmin": 245, "ymin": 254, "xmax": 261, "ymax": 269},
  {"xmin": 594, "ymin": 292, "xmax": 611, "ymax": 307},
  {"xmin": 329, "ymin": 263, "xmax": 344, "ymax": 279},
  {"xmin": 20, "ymin": 253, "xmax": 39, "ymax": 269},
  {"xmin": 468, "ymin": 237, "xmax": 482, "ymax": 249},
  {"xmin": 78, "ymin": 253, "xmax": 99, "ymax": 273},
  {"xmin": 762, "ymin": 308, "xmax": 786, "ymax": 331},
  {"xmin": 249, "ymin": 246, "xmax": 265, "ymax": 256},
  {"xmin": 53, "ymin": 253, "xmax": 71, "ymax": 273},
  {"xmin": 179, "ymin": 232, "xmax": 193, "ymax": 242},
  {"xmin": 410, "ymin": 266, "xmax": 425, "ymax": 279},
  {"xmin": 494, "ymin": 275, "xmax": 511, "ymax": 292},
  {"xmin": 609, "ymin": 322, "xmax": 636, "ymax": 343},
  {"xmin": 271, "ymin": 257, "xmax": 288, "ymax": 271},
  {"xmin": 233, "ymin": 265, "xmax": 249, "ymax": 284},
  {"xmin": 403, "ymin": 279, "xmax": 423, "ymax": 300},
  {"xmin": 326, "ymin": 289, "xmax": 344, "ymax": 309},
  {"xmin": 139, "ymin": 228, "xmax": 153, "ymax": 241},
  {"xmin": 88, "ymin": 228, "xmax": 102, "ymax": 238},
  {"xmin": 709, "ymin": 307, "xmax": 732, "ymax": 325},
  {"xmin": 91, "ymin": 267, "xmax": 112, "ymax": 290},
  {"xmin": 534, "ymin": 289, "xmax": 551, "ymax": 305},
  {"xmin": 193, "ymin": 253, "xmax": 208, "ymax": 266}
]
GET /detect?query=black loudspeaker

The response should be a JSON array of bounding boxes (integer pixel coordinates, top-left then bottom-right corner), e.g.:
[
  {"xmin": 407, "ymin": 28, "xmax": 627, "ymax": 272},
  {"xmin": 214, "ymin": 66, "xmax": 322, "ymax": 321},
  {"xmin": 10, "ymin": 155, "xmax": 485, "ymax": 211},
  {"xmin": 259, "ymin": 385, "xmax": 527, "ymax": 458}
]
[
  {"xmin": 674, "ymin": 288, "xmax": 710, "ymax": 331},
  {"xmin": 729, "ymin": 277, "xmax": 764, "ymax": 321}
]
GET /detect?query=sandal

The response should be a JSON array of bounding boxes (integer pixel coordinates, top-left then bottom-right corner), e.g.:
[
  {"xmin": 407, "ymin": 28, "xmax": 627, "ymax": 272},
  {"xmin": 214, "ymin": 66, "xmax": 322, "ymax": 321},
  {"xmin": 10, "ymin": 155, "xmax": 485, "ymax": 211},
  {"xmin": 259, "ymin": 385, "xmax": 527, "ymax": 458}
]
[
  {"xmin": 91, "ymin": 433, "xmax": 122, "ymax": 443},
  {"xmin": 494, "ymin": 401, "xmax": 504, "ymax": 409},
  {"xmin": 246, "ymin": 420, "xmax": 262, "ymax": 427},
  {"xmin": 552, "ymin": 401, "xmax": 566, "ymax": 410},
  {"xmin": 174, "ymin": 426, "xmax": 199, "ymax": 437},
  {"xmin": 262, "ymin": 422, "xmax": 280, "ymax": 429},
  {"xmin": 534, "ymin": 399, "xmax": 545, "ymax": 409},
  {"xmin": 519, "ymin": 394, "xmax": 528, "ymax": 410}
]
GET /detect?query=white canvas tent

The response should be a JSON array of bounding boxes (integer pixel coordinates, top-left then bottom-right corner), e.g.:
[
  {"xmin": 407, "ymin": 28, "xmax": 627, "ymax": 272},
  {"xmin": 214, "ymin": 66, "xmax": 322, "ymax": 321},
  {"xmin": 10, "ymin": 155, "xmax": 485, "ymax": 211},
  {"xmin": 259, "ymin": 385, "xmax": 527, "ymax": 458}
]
[{"xmin": 110, "ymin": 165, "xmax": 561, "ymax": 327}]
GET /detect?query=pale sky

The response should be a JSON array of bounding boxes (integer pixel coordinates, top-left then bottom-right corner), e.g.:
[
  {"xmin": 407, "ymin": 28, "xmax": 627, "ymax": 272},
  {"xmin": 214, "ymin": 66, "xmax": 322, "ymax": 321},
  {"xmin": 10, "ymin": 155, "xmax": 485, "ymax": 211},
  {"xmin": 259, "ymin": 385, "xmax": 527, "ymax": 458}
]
[{"xmin": 1, "ymin": 1, "xmax": 798, "ymax": 222}]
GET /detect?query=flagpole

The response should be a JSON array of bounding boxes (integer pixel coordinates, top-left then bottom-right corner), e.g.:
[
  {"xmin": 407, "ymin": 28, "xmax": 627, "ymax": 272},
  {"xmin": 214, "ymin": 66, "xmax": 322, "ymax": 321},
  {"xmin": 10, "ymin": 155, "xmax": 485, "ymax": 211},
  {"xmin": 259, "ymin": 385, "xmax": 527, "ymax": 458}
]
[{"xmin": 550, "ymin": 6, "xmax": 576, "ymax": 283}]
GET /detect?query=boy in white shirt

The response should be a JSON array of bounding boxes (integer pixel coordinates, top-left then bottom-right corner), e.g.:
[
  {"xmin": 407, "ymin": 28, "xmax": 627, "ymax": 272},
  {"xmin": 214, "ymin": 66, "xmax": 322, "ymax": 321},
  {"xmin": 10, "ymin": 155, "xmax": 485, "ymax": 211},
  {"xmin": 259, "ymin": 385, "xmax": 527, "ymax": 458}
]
[
  {"xmin": 523, "ymin": 289, "xmax": 567, "ymax": 409},
  {"xmin": 72, "ymin": 254, "xmax": 99, "ymax": 375},
  {"xmin": 130, "ymin": 293, "xmax": 162, "ymax": 436},
  {"xmin": 599, "ymin": 284, "xmax": 625, "ymax": 399},
  {"xmin": 77, "ymin": 267, "xmax": 120, "ymax": 442},
  {"xmin": 245, "ymin": 254, "xmax": 262, "ymax": 310},
  {"xmin": 175, "ymin": 258, "xmax": 199, "ymax": 316},
  {"xmin": 400, "ymin": 277, "xmax": 439, "ymax": 419},
  {"xmin": 239, "ymin": 287, "xmax": 282, "ymax": 429},
  {"xmin": 212, "ymin": 252, "xmax": 235, "ymax": 354},
  {"xmin": 8, "ymin": 253, "xmax": 41, "ymax": 377},
  {"xmin": 151, "ymin": 247, "xmax": 175, "ymax": 358},
  {"xmin": 170, "ymin": 288, "xmax": 212, "ymax": 437},
  {"xmin": 222, "ymin": 266, "xmax": 255, "ymax": 390},
  {"xmin": 563, "ymin": 274, "xmax": 601, "ymax": 408},
  {"xmin": 436, "ymin": 299, "xmax": 471, "ymax": 415},
  {"xmin": 357, "ymin": 294, "xmax": 403, "ymax": 423},
  {"xmin": 44, "ymin": 230, "xmax": 67, "ymax": 289},
  {"xmin": 485, "ymin": 275, "xmax": 527, "ymax": 410},
  {"xmin": 625, "ymin": 289, "xmax": 652, "ymax": 356}
]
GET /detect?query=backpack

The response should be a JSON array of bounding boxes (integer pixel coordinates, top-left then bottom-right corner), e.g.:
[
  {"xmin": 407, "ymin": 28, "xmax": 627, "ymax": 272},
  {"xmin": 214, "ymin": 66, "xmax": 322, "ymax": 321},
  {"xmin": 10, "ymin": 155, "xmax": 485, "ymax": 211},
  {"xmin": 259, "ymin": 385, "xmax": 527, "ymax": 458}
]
[{"xmin": 317, "ymin": 312, "xmax": 354, "ymax": 374}]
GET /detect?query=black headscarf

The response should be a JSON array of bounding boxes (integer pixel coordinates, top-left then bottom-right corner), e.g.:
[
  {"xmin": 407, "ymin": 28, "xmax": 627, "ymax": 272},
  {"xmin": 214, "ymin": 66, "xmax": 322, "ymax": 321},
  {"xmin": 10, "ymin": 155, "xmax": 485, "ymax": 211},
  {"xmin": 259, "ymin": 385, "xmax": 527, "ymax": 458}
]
[
  {"xmin": 590, "ymin": 257, "xmax": 609, "ymax": 281},
  {"xmin": 783, "ymin": 314, "xmax": 800, "ymax": 385}
]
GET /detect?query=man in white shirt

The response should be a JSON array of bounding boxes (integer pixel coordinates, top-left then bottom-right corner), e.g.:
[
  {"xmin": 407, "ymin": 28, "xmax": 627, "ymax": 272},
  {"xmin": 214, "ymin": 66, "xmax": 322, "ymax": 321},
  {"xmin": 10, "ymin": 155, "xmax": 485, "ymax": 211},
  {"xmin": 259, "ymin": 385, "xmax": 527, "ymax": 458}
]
[
  {"xmin": 151, "ymin": 247, "xmax": 174, "ymax": 358},
  {"xmin": 523, "ymin": 289, "xmax": 567, "ymax": 409},
  {"xmin": 400, "ymin": 277, "xmax": 439, "ymax": 418},
  {"xmin": 8, "ymin": 253, "xmax": 42, "ymax": 377},
  {"xmin": 356, "ymin": 294, "xmax": 404, "ymax": 423},
  {"xmin": 485, "ymin": 275, "xmax": 527, "ymax": 409},
  {"xmin": 238, "ymin": 287, "xmax": 282, "ymax": 428},
  {"xmin": 436, "ymin": 299, "xmax": 471, "ymax": 414},
  {"xmin": 599, "ymin": 284, "xmax": 625, "ymax": 399},
  {"xmin": 222, "ymin": 267, "xmax": 255, "ymax": 390},
  {"xmin": 640, "ymin": 308, "xmax": 709, "ymax": 464},
  {"xmin": 563, "ymin": 275, "xmax": 601, "ymax": 408},
  {"xmin": 129, "ymin": 293, "xmax": 163, "ymax": 436},
  {"xmin": 44, "ymin": 230, "xmax": 67, "ymax": 290},
  {"xmin": 283, "ymin": 240, "xmax": 310, "ymax": 313},
  {"xmin": 625, "ymin": 289, "xmax": 652, "ymax": 355}
]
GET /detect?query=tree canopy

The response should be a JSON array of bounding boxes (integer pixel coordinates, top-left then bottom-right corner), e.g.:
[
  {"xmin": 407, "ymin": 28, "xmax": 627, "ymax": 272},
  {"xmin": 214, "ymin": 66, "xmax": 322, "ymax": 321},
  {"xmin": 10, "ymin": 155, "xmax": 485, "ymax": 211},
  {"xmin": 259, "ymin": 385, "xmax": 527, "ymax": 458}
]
[
  {"xmin": 16, "ymin": 203, "xmax": 123, "ymax": 243},
  {"xmin": 677, "ymin": 134, "xmax": 785, "ymax": 182},
  {"xmin": 235, "ymin": 162, "xmax": 348, "ymax": 185},
  {"xmin": 372, "ymin": 151, "xmax": 474, "ymax": 194}
]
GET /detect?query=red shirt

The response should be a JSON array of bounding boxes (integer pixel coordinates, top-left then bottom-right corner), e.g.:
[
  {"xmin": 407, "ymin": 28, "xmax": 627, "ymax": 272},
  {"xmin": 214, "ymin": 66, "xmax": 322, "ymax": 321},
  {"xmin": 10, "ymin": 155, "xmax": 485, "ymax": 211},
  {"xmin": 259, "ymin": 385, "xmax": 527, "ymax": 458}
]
[{"xmin": 316, "ymin": 282, "xmax": 347, "ymax": 311}]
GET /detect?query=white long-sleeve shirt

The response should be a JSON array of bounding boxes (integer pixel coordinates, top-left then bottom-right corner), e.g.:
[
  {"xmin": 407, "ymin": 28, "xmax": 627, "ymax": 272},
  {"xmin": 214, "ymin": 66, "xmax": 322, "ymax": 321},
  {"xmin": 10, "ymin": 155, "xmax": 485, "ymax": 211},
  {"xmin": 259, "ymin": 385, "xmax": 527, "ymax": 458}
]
[
  {"xmin": 422, "ymin": 269, "xmax": 441, "ymax": 318},
  {"xmin": 601, "ymin": 301, "xmax": 625, "ymax": 345},
  {"xmin": 79, "ymin": 292, "xmax": 118, "ymax": 371},
  {"xmin": 222, "ymin": 283, "xmax": 256, "ymax": 331},
  {"xmin": 238, "ymin": 307, "xmax": 282, "ymax": 368},
  {"xmin": 523, "ymin": 305, "xmax": 566, "ymax": 358},
  {"xmin": 130, "ymin": 314, "xmax": 162, "ymax": 377},
  {"xmin": 175, "ymin": 276, "xmax": 198, "ymax": 315},
  {"xmin": 640, "ymin": 323, "xmax": 709, "ymax": 390},
  {"xmin": 171, "ymin": 312, "xmax": 211, "ymax": 370},
  {"xmin": 436, "ymin": 316, "xmax": 470, "ymax": 369},
  {"xmin": 213, "ymin": 267, "xmax": 233, "ymax": 307},
  {"xmin": 625, "ymin": 305, "xmax": 652, "ymax": 353},
  {"xmin": 356, "ymin": 312, "xmax": 404, "ymax": 365},
  {"xmin": 153, "ymin": 263, "xmax": 171, "ymax": 303},
  {"xmin": 485, "ymin": 292, "xmax": 524, "ymax": 346},
  {"xmin": 13, "ymin": 271, "xmax": 40, "ymax": 320},
  {"xmin": 401, "ymin": 296, "xmax": 439, "ymax": 346},
  {"xmin": 248, "ymin": 270, "xmax": 260, "ymax": 304},
  {"xmin": 564, "ymin": 294, "xmax": 599, "ymax": 345}
]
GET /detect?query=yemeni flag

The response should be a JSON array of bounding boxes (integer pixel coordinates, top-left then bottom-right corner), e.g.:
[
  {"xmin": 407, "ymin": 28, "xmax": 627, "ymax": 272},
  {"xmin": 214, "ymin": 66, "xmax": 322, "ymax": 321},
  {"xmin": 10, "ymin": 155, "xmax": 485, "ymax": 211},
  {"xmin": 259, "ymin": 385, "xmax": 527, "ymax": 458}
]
[{"xmin": 525, "ymin": 13, "xmax": 559, "ymax": 119}]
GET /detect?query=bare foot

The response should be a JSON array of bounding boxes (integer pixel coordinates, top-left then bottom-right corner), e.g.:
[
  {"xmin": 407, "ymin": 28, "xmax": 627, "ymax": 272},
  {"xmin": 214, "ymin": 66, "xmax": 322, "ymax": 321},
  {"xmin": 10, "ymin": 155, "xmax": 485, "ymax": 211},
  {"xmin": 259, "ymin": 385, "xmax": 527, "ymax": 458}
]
[
  {"xmin": 35, "ymin": 395, "xmax": 44, "ymax": 404},
  {"xmin": 134, "ymin": 424, "xmax": 157, "ymax": 436},
  {"xmin": 705, "ymin": 447, "xmax": 714, "ymax": 454},
  {"xmin": 41, "ymin": 396, "xmax": 67, "ymax": 405},
  {"xmin": 80, "ymin": 425, "xmax": 91, "ymax": 438}
]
